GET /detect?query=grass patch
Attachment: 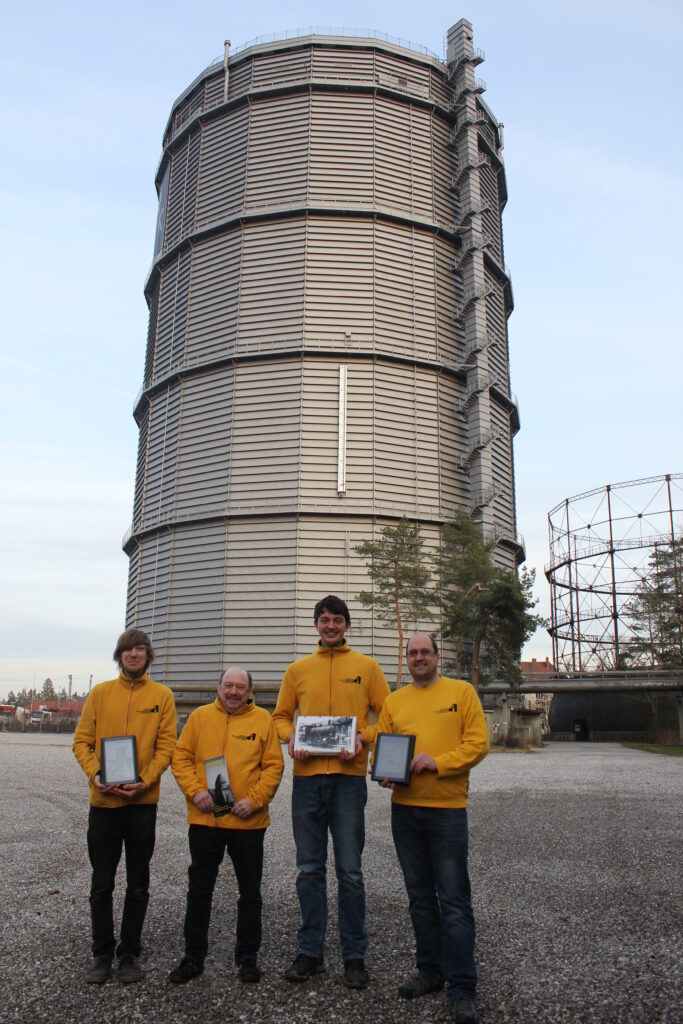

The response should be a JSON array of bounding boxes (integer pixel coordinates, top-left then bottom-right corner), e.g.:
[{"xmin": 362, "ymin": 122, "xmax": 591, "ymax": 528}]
[{"xmin": 622, "ymin": 742, "xmax": 683, "ymax": 757}]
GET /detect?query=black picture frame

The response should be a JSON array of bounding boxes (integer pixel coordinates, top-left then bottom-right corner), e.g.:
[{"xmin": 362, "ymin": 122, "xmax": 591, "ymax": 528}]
[
  {"xmin": 371, "ymin": 732, "xmax": 416, "ymax": 786},
  {"xmin": 100, "ymin": 735, "xmax": 138, "ymax": 787}
]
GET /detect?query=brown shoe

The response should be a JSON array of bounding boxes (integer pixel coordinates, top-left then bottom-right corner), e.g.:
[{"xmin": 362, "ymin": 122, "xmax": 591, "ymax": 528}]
[
  {"xmin": 451, "ymin": 994, "xmax": 477, "ymax": 1023},
  {"xmin": 86, "ymin": 956, "xmax": 112, "ymax": 985},
  {"xmin": 168, "ymin": 957, "xmax": 203, "ymax": 984},
  {"xmin": 117, "ymin": 954, "xmax": 143, "ymax": 984},
  {"xmin": 398, "ymin": 974, "xmax": 445, "ymax": 999}
]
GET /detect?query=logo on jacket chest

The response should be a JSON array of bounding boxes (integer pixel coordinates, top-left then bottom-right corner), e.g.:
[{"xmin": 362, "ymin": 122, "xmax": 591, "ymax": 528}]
[
  {"xmin": 234, "ymin": 732, "xmax": 257, "ymax": 741},
  {"xmin": 340, "ymin": 675, "xmax": 362, "ymax": 685},
  {"xmin": 434, "ymin": 704, "xmax": 458, "ymax": 714},
  {"xmin": 137, "ymin": 705, "xmax": 160, "ymax": 715}
]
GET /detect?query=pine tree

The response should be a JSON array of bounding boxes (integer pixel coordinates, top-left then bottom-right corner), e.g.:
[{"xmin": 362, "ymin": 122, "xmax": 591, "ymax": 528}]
[
  {"xmin": 440, "ymin": 511, "xmax": 543, "ymax": 689},
  {"xmin": 355, "ymin": 517, "xmax": 434, "ymax": 687},
  {"xmin": 626, "ymin": 539, "xmax": 683, "ymax": 669}
]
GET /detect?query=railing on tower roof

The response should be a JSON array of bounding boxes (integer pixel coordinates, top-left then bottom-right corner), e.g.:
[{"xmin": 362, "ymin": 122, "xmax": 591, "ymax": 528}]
[{"xmin": 206, "ymin": 27, "xmax": 442, "ymax": 65}]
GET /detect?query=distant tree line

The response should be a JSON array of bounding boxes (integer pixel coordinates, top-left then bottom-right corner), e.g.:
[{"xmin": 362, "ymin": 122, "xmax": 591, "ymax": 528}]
[{"xmin": 2, "ymin": 678, "xmax": 88, "ymax": 706}]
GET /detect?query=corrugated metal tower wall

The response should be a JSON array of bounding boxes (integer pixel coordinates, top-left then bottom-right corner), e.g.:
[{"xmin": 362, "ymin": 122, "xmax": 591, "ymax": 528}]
[{"xmin": 123, "ymin": 19, "xmax": 521, "ymax": 687}]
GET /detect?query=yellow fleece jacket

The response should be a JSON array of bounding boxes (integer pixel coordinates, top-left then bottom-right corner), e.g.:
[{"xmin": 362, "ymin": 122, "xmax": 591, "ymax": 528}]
[
  {"xmin": 272, "ymin": 642, "xmax": 390, "ymax": 777},
  {"xmin": 172, "ymin": 698, "xmax": 284, "ymax": 830},
  {"xmin": 73, "ymin": 672, "xmax": 177, "ymax": 808},
  {"xmin": 375, "ymin": 676, "xmax": 489, "ymax": 808}
]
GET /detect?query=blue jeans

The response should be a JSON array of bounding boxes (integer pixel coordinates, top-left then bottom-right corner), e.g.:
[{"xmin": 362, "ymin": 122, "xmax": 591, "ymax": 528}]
[
  {"xmin": 292, "ymin": 774, "xmax": 367, "ymax": 960},
  {"xmin": 391, "ymin": 803, "xmax": 477, "ymax": 999}
]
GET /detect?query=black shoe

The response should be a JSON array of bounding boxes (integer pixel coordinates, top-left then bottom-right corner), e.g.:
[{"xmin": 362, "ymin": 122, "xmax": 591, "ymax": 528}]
[
  {"xmin": 398, "ymin": 974, "xmax": 445, "ymax": 999},
  {"xmin": 451, "ymin": 994, "xmax": 477, "ymax": 1024},
  {"xmin": 86, "ymin": 956, "xmax": 112, "ymax": 985},
  {"xmin": 168, "ymin": 957, "xmax": 204, "ymax": 984},
  {"xmin": 238, "ymin": 958, "xmax": 261, "ymax": 983},
  {"xmin": 284, "ymin": 952, "xmax": 325, "ymax": 982},
  {"xmin": 117, "ymin": 954, "xmax": 143, "ymax": 984},
  {"xmin": 344, "ymin": 958, "xmax": 369, "ymax": 989}
]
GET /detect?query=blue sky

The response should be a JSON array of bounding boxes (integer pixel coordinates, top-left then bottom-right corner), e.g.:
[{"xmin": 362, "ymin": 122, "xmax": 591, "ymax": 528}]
[{"xmin": 1, "ymin": 0, "xmax": 681, "ymax": 695}]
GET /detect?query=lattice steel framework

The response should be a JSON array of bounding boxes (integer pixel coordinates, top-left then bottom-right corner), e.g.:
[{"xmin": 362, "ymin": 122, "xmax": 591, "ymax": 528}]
[{"xmin": 546, "ymin": 474, "xmax": 683, "ymax": 671}]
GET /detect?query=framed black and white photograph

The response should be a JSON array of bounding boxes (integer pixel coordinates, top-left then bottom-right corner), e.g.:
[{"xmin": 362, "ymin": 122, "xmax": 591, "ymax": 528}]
[
  {"xmin": 294, "ymin": 715, "xmax": 357, "ymax": 756},
  {"xmin": 371, "ymin": 732, "xmax": 416, "ymax": 786},
  {"xmin": 205, "ymin": 755, "xmax": 235, "ymax": 817},
  {"xmin": 100, "ymin": 735, "xmax": 138, "ymax": 787}
]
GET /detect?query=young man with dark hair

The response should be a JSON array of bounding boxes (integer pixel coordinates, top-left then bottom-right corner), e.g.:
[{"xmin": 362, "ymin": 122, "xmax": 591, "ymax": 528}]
[
  {"xmin": 73, "ymin": 628, "xmax": 176, "ymax": 985},
  {"xmin": 273, "ymin": 595, "xmax": 390, "ymax": 989}
]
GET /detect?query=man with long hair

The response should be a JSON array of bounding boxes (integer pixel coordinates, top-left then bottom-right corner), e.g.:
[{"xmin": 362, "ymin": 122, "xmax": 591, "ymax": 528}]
[{"xmin": 73, "ymin": 628, "xmax": 176, "ymax": 985}]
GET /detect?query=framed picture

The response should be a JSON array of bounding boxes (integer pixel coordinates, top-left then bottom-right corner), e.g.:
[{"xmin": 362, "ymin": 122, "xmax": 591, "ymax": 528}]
[
  {"xmin": 371, "ymin": 732, "xmax": 416, "ymax": 786},
  {"xmin": 204, "ymin": 755, "xmax": 235, "ymax": 817},
  {"xmin": 100, "ymin": 736, "xmax": 138, "ymax": 787},
  {"xmin": 294, "ymin": 715, "xmax": 357, "ymax": 756}
]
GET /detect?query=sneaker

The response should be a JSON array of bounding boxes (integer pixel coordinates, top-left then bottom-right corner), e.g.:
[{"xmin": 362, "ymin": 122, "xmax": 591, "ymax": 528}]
[
  {"xmin": 238, "ymin": 958, "xmax": 261, "ymax": 983},
  {"xmin": 451, "ymin": 994, "xmax": 477, "ymax": 1024},
  {"xmin": 168, "ymin": 957, "xmax": 204, "ymax": 984},
  {"xmin": 117, "ymin": 954, "xmax": 143, "ymax": 984},
  {"xmin": 86, "ymin": 956, "xmax": 112, "ymax": 985},
  {"xmin": 344, "ymin": 958, "xmax": 369, "ymax": 989},
  {"xmin": 398, "ymin": 974, "xmax": 445, "ymax": 999},
  {"xmin": 284, "ymin": 952, "xmax": 325, "ymax": 982}
]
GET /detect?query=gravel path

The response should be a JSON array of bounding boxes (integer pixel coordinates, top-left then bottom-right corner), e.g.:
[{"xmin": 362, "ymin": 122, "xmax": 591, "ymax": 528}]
[{"xmin": 0, "ymin": 736, "xmax": 680, "ymax": 1023}]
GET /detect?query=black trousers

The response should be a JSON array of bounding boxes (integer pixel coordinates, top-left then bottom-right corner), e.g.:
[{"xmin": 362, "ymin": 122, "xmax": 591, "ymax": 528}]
[
  {"xmin": 87, "ymin": 804, "xmax": 157, "ymax": 959},
  {"xmin": 183, "ymin": 824, "xmax": 265, "ymax": 967}
]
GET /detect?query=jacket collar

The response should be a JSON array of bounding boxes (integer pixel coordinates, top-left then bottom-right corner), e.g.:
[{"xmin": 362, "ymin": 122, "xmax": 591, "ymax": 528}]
[
  {"xmin": 316, "ymin": 640, "xmax": 350, "ymax": 655},
  {"xmin": 118, "ymin": 671, "xmax": 150, "ymax": 687}
]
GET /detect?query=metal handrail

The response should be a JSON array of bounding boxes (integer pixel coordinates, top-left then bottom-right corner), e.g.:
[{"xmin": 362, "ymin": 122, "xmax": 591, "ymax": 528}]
[
  {"xmin": 227, "ymin": 27, "xmax": 442, "ymax": 61},
  {"xmin": 122, "ymin": 496, "xmax": 451, "ymax": 547},
  {"xmin": 446, "ymin": 48, "xmax": 485, "ymax": 77},
  {"xmin": 146, "ymin": 197, "xmax": 463, "ymax": 287},
  {"xmin": 133, "ymin": 334, "xmax": 477, "ymax": 413},
  {"xmin": 546, "ymin": 531, "xmax": 672, "ymax": 575}
]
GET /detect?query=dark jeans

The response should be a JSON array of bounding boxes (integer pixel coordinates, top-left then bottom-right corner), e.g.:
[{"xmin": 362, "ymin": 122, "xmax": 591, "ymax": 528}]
[
  {"xmin": 183, "ymin": 824, "xmax": 265, "ymax": 967},
  {"xmin": 391, "ymin": 803, "xmax": 477, "ymax": 999},
  {"xmin": 292, "ymin": 774, "xmax": 367, "ymax": 960},
  {"xmin": 87, "ymin": 804, "xmax": 157, "ymax": 959}
]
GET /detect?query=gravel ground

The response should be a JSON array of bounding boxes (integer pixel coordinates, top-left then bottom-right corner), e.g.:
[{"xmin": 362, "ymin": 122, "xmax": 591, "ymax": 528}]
[{"xmin": 0, "ymin": 736, "xmax": 681, "ymax": 1024}]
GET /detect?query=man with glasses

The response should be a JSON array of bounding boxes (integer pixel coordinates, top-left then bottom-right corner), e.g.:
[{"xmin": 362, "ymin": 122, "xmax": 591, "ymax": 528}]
[{"xmin": 374, "ymin": 632, "xmax": 489, "ymax": 1024}]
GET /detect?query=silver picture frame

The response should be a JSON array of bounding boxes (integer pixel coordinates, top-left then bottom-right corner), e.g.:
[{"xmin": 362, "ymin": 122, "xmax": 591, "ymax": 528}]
[
  {"xmin": 100, "ymin": 735, "xmax": 138, "ymax": 787},
  {"xmin": 294, "ymin": 715, "xmax": 357, "ymax": 756}
]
